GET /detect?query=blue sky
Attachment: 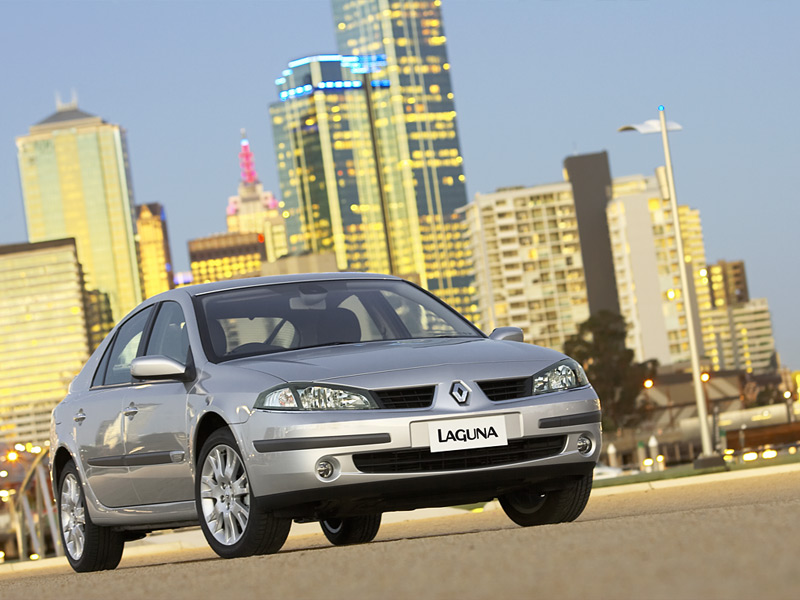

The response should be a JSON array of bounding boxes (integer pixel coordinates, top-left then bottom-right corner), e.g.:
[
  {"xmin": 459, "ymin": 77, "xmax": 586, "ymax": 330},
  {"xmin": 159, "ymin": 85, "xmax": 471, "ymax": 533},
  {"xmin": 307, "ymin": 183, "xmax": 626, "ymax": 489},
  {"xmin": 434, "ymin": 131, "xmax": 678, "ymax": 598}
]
[{"xmin": 1, "ymin": 0, "xmax": 798, "ymax": 368}]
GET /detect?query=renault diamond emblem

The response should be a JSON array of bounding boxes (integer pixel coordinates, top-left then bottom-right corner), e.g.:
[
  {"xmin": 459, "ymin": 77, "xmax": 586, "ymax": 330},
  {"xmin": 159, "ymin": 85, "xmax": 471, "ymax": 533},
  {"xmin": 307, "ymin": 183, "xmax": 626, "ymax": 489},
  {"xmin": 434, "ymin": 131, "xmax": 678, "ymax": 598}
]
[{"xmin": 450, "ymin": 380, "xmax": 471, "ymax": 405}]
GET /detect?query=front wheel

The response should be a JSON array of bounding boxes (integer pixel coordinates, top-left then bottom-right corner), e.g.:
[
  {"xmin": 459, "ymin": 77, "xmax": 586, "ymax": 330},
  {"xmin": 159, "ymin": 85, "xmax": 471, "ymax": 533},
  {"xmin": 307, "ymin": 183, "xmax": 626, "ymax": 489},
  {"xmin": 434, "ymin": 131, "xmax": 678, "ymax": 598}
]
[
  {"xmin": 196, "ymin": 428, "xmax": 291, "ymax": 558},
  {"xmin": 58, "ymin": 462, "xmax": 125, "ymax": 572},
  {"xmin": 320, "ymin": 514, "xmax": 382, "ymax": 546},
  {"xmin": 500, "ymin": 473, "xmax": 593, "ymax": 527}
]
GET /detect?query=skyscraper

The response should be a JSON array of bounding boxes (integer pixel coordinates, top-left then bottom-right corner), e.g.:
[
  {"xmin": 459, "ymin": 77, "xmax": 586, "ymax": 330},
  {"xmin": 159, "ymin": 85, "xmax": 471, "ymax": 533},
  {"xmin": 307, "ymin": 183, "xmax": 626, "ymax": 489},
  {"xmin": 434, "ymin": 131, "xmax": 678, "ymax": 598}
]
[
  {"xmin": 0, "ymin": 239, "xmax": 90, "ymax": 443},
  {"xmin": 16, "ymin": 100, "xmax": 142, "ymax": 336},
  {"xmin": 269, "ymin": 0, "xmax": 475, "ymax": 320},
  {"xmin": 226, "ymin": 131, "xmax": 287, "ymax": 263},
  {"xmin": 136, "ymin": 203, "xmax": 174, "ymax": 299},
  {"xmin": 271, "ymin": 55, "xmax": 422, "ymax": 278}
]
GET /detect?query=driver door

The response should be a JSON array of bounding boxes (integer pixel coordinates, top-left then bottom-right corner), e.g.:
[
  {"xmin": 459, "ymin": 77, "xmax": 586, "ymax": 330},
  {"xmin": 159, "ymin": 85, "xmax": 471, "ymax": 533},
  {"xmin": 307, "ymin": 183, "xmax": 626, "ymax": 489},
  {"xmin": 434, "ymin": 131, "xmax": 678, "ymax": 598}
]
[{"xmin": 123, "ymin": 301, "xmax": 194, "ymax": 505}]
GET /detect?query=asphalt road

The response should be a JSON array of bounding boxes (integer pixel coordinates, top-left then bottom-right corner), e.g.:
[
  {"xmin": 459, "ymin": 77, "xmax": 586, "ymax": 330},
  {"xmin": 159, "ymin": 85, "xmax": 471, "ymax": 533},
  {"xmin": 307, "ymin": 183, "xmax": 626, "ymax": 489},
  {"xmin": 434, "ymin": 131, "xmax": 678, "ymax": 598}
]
[{"xmin": 3, "ymin": 469, "xmax": 798, "ymax": 600}]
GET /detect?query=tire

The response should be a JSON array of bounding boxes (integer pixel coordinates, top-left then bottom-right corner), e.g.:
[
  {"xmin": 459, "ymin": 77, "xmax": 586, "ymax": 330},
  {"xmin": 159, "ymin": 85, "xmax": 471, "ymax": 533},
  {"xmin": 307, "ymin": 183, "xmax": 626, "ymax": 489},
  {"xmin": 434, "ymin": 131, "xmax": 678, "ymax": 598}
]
[
  {"xmin": 500, "ymin": 473, "xmax": 593, "ymax": 527},
  {"xmin": 58, "ymin": 461, "xmax": 125, "ymax": 572},
  {"xmin": 320, "ymin": 514, "xmax": 382, "ymax": 546},
  {"xmin": 196, "ymin": 428, "xmax": 290, "ymax": 558}
]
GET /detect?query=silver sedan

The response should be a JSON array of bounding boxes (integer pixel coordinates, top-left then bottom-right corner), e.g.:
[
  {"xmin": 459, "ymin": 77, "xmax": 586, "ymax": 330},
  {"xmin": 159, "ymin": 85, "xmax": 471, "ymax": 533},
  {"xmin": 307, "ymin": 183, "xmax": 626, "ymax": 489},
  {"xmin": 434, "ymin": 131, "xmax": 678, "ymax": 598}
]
[{"xmin": 51, "ymin": 273, "xmax": 601, "ymax": 572}]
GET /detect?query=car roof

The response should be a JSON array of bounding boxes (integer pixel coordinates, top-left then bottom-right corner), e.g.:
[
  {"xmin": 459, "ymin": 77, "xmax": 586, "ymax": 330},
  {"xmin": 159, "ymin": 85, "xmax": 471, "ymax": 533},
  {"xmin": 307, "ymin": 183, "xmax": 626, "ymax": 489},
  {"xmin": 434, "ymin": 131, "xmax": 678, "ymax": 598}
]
[{"xmin": 161, "ymin": 272, "xmax": 403, "ymax": 300}]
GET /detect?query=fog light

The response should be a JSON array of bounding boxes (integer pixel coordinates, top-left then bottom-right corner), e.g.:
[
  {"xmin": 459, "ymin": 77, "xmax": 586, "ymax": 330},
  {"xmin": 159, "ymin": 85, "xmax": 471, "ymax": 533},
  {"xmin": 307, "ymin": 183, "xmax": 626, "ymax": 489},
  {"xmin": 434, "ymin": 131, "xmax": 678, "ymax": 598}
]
[
  {"xmin": 317, "ymin": 460, "xmax": 334, "ymax": 479},
  {"xmin": 577, "ymin": 435, "xmax": 592, "ymax": 455}
]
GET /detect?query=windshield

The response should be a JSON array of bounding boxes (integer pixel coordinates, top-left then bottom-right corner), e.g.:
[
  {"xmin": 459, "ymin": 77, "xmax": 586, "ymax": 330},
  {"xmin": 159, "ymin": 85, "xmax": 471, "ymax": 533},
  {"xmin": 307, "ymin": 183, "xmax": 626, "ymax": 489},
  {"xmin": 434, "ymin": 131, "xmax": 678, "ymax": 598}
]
[{"xmin": 195, "ymin": 279, "xmax": 483, "ymax": 362}]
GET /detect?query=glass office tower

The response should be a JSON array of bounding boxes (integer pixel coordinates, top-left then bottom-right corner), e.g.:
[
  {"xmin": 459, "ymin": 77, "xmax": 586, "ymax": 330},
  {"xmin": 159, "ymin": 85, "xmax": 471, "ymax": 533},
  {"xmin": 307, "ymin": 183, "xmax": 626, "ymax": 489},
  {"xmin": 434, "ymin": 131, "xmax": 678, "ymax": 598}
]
[
  {"xmin": 0, "ymin": 239, "xmax": 90, "ymax": 444},
  {"xmin": 330, "ymin": 0, "xmax": 475, "ymax": 319},
  {"xmin": 16, "ymin": 102, "xmax": 142, "ymax": 338},
  {"xmin": 136, "ymin": 203, "xmax": 174, "ymax": 299},
  {"xmin": 270, "ymin": 55, "xmax": 425, "ymax": 280}
]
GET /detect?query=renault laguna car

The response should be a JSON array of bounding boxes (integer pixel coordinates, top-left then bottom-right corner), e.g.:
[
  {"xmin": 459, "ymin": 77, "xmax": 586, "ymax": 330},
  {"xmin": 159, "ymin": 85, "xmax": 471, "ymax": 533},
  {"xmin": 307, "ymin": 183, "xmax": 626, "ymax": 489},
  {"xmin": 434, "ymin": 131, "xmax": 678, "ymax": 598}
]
[{"xmin": 51, "ymin": 273, "xmax": 601, "ymax": 572}]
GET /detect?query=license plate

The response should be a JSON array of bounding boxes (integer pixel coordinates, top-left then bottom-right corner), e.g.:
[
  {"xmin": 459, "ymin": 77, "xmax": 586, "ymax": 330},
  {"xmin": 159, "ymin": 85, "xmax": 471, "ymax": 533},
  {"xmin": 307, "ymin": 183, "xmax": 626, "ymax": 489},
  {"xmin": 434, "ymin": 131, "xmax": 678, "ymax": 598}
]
[{"xmin": 428, "ymin": 415, "xmax": 508, "ymax": 453}]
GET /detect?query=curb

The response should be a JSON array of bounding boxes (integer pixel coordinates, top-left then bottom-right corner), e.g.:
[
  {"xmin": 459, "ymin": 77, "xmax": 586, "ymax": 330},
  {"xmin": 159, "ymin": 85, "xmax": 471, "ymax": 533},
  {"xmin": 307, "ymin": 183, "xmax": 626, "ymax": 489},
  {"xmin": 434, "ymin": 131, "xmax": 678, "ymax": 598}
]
[
  {"xmin": 590, "ymin": 461, "xmax": 800, "ymax": 497},
  {"xmin": 2, "ymin": 461, "xmax": 797, "ymax": 575}
]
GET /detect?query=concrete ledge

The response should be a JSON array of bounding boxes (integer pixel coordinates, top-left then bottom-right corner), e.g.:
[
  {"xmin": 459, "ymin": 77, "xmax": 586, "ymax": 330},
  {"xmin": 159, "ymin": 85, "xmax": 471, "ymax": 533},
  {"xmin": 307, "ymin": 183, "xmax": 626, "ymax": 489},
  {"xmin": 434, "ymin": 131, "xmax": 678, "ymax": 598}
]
[
  {"xmin": 3, "ymin": 461, "xmax": 798, "ymax": 575},
  {"xmin": 591, "ymin": 461, "xmax": 800, "ymax": 496}
]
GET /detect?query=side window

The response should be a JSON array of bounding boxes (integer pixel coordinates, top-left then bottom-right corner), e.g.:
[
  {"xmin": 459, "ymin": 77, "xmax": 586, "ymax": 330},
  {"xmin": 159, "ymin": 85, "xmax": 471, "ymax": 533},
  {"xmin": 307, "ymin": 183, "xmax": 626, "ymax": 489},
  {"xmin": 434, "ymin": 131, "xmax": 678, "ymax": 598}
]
[
  {"xmin": 338, "ymin": 294, "xmax": 383, "ymax": 341},
  {"xmin": 145, "ymin": 302, "xmax": 190, "ymax": 364},
  {"xmin": 92, "ymin": 340, "xmax": 114, "ymax": 388},
  {"xmin": 102, "ymin": 307, "xmax": 154, "ymax": 386}
]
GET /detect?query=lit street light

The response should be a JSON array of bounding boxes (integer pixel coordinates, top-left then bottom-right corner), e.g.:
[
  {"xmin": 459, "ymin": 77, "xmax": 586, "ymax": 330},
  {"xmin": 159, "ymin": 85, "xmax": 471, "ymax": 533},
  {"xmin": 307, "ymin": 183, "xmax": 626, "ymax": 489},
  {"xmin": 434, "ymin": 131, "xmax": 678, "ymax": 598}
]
[{"xmin": 619, "ymin": 106, "xmax": 722, "ymax": 468}]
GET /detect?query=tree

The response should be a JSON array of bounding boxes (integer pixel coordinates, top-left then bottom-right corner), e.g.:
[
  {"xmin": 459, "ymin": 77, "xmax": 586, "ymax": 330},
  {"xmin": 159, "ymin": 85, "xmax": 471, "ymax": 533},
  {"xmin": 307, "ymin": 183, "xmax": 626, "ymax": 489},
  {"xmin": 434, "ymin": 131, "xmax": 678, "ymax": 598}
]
[{"xmin": 563, "ymin": 310, "xmax": 657, "ymax": 431}]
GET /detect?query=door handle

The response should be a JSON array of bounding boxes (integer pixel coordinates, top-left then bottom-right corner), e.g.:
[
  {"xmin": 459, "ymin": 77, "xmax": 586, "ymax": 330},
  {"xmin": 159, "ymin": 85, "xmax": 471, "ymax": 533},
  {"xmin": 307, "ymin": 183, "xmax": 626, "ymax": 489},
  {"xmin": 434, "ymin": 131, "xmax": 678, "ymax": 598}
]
[
  {"xmin": 123, "ymin": 404, "xmax": 139, "ymax": 418},
  {"xmin": 73, "ymin": 410, "xmax": 86, "ymax": 423}
]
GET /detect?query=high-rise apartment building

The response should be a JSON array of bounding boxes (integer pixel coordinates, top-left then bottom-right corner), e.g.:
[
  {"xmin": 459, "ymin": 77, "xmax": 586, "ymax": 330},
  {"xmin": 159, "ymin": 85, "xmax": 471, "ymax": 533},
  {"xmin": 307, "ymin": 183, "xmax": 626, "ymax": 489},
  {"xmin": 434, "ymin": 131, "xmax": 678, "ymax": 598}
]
[
  {"xmin": 466, "ymin": 153, "xmax": 618, "ymax": 345},
  {"xmin": 16, "ymin": 101, "xmax": 142, "ymax": 336},
  {"xmin": 607, "ymin": 175, "xmax": 672, "ymax": 364},
  {"xmin": 708, "ymin": 259, "xmax": 749, "ymax": 307},
  {"xmin": 226, "ymin": 132, "xmax": 287, "ymax": 263},
  {"xmin": 702, "ymin": 260, "xmax": 773, "ymax": 372},
  {"xmin": 703, "ymin": 298, "xmax": 776, "ymax": 372},
  {"xmin": 608, "ymin": 171, "xmax": 708, "ymax": 366},
  {"xmin": 0, "ymin": 239, "xmax": 90, "ymax": 443},
  {"xmin": 608, "ymin": 171, "xmax": 776, "ymax": 373},
  {"xmin": 466, "ymin": 182, "xmax": 590, "ymax": 347},
  {"xmin": 136, "ymin": 203, "xmax": 173, "ymax": 299}
]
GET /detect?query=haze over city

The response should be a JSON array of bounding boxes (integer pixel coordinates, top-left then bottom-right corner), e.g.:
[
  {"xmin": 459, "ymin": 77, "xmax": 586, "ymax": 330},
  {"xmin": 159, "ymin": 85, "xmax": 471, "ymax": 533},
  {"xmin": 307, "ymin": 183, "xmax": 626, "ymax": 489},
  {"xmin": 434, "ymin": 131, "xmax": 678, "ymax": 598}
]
[{"xmin": 1, "ymin": 0, "xmax": 797, "ymax": 366}]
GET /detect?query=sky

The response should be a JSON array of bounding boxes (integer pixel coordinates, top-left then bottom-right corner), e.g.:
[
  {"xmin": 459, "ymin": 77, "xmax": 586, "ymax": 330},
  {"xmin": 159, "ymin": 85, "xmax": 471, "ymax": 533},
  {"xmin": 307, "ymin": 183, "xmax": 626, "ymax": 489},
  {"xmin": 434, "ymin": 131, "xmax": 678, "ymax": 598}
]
[{"xmin": 1, "ymin": 0, "xmax": 798, "ymax": 368}]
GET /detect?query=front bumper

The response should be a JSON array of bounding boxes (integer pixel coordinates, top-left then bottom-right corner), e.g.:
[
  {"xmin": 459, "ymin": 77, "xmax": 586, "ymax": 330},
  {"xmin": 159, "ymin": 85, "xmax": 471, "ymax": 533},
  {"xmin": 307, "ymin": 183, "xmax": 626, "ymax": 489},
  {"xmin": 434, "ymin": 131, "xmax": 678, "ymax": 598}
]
[{"xmin": 236, "ymin": 386, "xmax": 601, "ymax": 519}]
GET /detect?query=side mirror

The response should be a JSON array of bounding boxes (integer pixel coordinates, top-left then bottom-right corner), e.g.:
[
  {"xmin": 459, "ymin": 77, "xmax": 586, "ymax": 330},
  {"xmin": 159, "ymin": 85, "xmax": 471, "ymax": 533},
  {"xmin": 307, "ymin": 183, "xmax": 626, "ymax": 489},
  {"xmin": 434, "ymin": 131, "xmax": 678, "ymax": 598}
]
[
  {"xmin": 489, "ymin": 327, "xmax": 524, "ymax": 343},
  {"xmin": 131, "ymin": 356, "xmax": 191, "ymax": 381}
]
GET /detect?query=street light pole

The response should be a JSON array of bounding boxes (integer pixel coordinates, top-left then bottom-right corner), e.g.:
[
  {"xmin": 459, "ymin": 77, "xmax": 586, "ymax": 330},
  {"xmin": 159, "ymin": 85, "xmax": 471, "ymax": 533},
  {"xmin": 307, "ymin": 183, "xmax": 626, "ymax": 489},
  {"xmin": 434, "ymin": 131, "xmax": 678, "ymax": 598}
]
[
  {"xmin": 656, "ymin": 105, "xmax": 714, "ymax": 460},
  {"xmin": 619, "ymin": 106, "xmax": 721, "ymax": 466}
]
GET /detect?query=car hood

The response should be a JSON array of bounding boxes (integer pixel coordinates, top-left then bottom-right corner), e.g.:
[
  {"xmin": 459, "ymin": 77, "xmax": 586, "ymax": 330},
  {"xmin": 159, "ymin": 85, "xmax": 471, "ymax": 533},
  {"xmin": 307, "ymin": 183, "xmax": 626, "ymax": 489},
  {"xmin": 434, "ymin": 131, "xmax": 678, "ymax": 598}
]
[{"xmin": 228, "ymin": 337, "xmax": 565, "ymax": 387}]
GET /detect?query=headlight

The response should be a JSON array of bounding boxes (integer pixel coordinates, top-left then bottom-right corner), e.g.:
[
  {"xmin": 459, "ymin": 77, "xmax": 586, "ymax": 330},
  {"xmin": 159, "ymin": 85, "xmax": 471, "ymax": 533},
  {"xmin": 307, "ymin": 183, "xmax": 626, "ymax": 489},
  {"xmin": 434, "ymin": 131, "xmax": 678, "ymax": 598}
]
[
  {"xmin": 255, "ymin": 384, "xmax": 378, "ymax": 410},
  {"xmin": 532, "ymin": 358, "xmax": 589, "ymax": 395}
]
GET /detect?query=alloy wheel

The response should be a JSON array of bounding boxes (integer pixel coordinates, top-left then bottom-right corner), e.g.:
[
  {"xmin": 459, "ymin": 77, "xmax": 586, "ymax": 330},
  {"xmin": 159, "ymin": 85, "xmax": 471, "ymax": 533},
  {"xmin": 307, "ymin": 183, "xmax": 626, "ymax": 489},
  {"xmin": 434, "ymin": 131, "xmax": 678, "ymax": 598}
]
[
  {"xmin": 199, "ymin": 444, "xmax": 251, "ymax": 545},
  {"xmin": 60, "ymin": 472, "xmax": 86, "ymax": 560}
]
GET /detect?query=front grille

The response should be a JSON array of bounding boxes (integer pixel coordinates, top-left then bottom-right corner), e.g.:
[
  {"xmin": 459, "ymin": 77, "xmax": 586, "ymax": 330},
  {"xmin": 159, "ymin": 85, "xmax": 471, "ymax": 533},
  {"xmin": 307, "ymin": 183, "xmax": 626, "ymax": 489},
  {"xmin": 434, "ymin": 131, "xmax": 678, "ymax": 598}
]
[
  {"xmin": 353, "ymin": 435, "xmax": 566, "ymax": 473},
  {"xmin": 374, "ymin": 386, "xmax": 435, "ymax": 409},
  {"xmin": 477, "ymin": 377, "xmax": 532, "ymax": 401}
]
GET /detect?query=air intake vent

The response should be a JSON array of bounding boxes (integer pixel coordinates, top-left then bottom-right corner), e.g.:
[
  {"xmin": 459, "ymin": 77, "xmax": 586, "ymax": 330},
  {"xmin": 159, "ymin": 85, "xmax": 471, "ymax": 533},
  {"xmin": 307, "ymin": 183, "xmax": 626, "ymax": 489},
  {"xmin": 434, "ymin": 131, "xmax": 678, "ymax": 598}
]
[
  {"xmin": 477, "ymin": 377, "xmax": 532, "ymax": 401},
  {"xmin": 374, "ymin": 386, "xmax": 435, "ymax": 409},
  {"xmin": 353, "ymin": 435, "xmax": 566, "ymax": 473}
]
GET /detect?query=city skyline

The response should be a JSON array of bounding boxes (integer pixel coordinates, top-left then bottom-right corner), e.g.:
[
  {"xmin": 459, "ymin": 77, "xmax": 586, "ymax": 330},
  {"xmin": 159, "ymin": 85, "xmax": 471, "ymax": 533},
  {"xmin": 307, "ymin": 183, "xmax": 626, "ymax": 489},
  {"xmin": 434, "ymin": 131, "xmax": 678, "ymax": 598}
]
[{"xmin": 1, "ymin": 0, "xmax": 797, "ymax": 367}]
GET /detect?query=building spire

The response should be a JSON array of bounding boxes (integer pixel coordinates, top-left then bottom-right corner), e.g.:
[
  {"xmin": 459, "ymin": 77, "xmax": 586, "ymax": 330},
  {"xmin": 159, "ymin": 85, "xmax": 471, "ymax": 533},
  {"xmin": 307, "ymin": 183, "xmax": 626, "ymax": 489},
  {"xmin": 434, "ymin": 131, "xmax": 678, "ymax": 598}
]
[{"xmin": 239, "ymin": 128, "xmax": 259, "ymax": 185}]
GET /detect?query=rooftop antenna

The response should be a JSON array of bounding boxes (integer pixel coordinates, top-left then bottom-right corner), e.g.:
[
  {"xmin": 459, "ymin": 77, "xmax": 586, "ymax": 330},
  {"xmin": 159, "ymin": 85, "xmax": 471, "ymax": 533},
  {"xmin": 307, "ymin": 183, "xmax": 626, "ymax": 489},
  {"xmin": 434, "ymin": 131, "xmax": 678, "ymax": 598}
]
[{"xmin": 55, "ymin": 90, "xmax": 79, "ymax": 111}]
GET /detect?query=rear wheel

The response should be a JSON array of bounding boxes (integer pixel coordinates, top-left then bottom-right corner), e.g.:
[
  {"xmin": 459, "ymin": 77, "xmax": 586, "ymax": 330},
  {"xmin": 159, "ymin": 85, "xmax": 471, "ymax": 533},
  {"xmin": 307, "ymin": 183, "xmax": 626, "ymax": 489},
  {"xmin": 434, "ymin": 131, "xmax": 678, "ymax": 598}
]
[
  {"xmin": 197, "ymin": 428, "xmax": 291, "ymax": 558},
  {"xmin": 58, "ymin": 462, "xmax": 125, "ymax": 572},
  {"xmin": 320, "ymin": 514, "xmax": 382, "ymax": 546},
  {"xmin": 500, "ymin": 473, "xmax": 593, "ymax": 527}
]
